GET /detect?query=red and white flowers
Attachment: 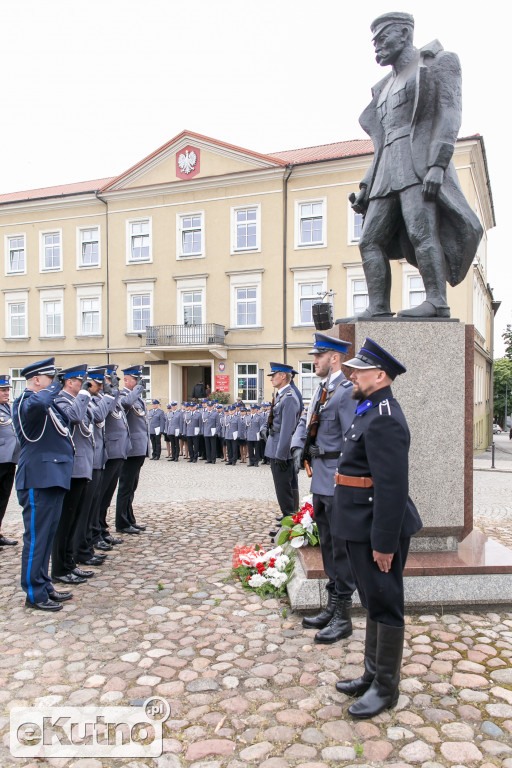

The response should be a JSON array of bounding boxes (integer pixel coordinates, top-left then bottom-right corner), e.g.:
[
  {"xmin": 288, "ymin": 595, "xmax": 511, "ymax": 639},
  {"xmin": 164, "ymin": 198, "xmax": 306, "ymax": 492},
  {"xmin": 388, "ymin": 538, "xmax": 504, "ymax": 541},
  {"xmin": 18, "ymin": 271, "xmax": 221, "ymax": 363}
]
[
  {"xmin": 231, "ymin": 544, "xmax": 294, "ymax": 597},
  {"xmin": 277, "ymin": 494, "xmax": 319, "ymax": 548}
]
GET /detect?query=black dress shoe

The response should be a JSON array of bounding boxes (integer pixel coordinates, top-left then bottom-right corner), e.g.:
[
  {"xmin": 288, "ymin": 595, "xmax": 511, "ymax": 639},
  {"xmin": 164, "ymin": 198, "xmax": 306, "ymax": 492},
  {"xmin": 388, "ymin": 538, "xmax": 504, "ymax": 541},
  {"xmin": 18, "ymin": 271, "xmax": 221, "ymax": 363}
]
[
  {"xmin": 93, "ymin": 552, "xmax": 108, "ymax": 559},
  {"xmin": 104, "ymin": 534, "xmax": 124, "ymax": 545},
  {"xmin": 25, "ymin": 598, "xmax": 62, "ymax": 611},
  {"xmin": 116, "ymin": 526, "xmax": 140, "ymax": 534},
  {"xmin": 77, "ymin": 557, "xmax": 104, "ymax": 566},
  {"xmin": 48, "ymin": 590, "xmax": 73, "ymax": 602},
  {"xmin": 95, "ymin": 540, "xmax": 113, "ymax": 551},
  {"xmin": 53, "ymin": 573, "xmax": 87, "ymax": 584},
  {"xmin": 0, "ymin": 534, "xmax": 18, "ymax": 545},
  {"xmin": 132, "ymin": 524, "xmax": 146, "ymax": 531},
  {"xmin": 73, "ymin": 567, "xmax": 94, "ymax": 578}
]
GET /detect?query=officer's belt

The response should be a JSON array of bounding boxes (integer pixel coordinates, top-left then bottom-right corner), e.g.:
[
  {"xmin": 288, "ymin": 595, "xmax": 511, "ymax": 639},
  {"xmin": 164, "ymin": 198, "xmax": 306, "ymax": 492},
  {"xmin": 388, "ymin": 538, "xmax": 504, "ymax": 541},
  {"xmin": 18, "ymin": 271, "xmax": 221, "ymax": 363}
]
[
  {"xmin": 335, "ymin": 473, "xmax": 373, "ymax": 488},
  {"xmin": 384, "ymin": 125, "xmax": 411, "ymax": 146},
  {"xmin": 316, "ymin": 451, "xmax": 340, "ymax": 460}
]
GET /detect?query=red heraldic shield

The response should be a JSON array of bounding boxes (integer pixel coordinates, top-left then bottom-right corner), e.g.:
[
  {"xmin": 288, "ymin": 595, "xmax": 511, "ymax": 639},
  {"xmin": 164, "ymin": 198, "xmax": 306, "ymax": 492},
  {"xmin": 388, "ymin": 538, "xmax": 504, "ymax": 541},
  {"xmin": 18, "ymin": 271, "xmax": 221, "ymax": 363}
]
[{"xmin": 176, "ymin": 146, "xmax": 201, "ymax": 180}]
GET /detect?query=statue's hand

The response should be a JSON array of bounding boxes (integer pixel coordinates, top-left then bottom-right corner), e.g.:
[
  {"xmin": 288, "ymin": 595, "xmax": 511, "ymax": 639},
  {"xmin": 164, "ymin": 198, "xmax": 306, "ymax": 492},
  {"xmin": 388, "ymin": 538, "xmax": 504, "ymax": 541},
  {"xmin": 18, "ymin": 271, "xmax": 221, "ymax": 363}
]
[
  {"xmin": 350, "ymin": 186, "xmax": 369, "ymax": 214},
  {"xmin": 423, "ymin": 166, "xmax": 444, "ymax": 201}
]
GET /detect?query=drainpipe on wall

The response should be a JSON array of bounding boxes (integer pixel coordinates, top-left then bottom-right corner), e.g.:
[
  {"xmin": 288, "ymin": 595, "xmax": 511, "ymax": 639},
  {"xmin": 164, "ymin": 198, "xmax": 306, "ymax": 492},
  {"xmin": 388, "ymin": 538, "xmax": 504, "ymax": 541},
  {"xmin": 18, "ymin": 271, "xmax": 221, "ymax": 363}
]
[
  {"xmin": 95, "ymin": 191, "xmax": 109, "ymax": 363},
  {"xmin": 283, "ymin": 164, "xmax": 293, "ymax": 363}
]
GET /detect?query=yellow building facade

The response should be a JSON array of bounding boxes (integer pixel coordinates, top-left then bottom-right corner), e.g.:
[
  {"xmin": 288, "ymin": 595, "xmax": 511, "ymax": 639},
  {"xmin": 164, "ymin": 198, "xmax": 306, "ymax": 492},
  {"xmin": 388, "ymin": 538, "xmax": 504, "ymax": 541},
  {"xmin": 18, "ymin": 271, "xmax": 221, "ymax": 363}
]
[{"xmin": 0, "ymin": 130, "xmax": 495, "ymax": 450}]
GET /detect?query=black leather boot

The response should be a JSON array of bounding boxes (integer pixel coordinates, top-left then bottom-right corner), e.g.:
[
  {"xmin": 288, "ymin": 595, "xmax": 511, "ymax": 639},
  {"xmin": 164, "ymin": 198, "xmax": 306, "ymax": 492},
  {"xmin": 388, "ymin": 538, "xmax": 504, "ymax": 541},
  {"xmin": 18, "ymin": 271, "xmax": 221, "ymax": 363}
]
[
  {"xmin": 314, "ymin": 598, "xmax": 352, "ymax": 644},
  {"xmin": 293, "ymin": 488, "xmax": 300, "ymax": 514},
  {"xmin": 302, "ymin": 592, "xmax": 337, "ymax": 629},
  {"xmin": 348, "ymin": 623, "xmax": 404, "ymax": 719},
  {"xmin": 336, "ymin": 616, "xmax": 377, "ymax": 695}
]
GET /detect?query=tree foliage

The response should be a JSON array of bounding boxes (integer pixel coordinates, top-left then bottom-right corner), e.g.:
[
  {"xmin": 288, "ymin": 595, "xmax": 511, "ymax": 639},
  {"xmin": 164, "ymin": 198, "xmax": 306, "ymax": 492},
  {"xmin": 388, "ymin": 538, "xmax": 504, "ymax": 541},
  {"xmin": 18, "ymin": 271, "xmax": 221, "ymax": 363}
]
[
  {"xmin": 503, "ymin": 324, "xmax": 512, "ymax": 361},
  {"xmin": 493, "ymin": 357, "xmax": 512, "ymax": 427}
]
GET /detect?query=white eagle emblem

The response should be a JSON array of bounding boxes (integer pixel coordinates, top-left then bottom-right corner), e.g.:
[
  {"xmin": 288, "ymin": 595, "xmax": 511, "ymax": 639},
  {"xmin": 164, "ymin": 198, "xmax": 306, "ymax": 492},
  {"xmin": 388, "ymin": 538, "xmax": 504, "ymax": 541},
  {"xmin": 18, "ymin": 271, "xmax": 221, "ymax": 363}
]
[{"xmin": 178, "ymin": 149, "xmax": 197, "ymax": 174}]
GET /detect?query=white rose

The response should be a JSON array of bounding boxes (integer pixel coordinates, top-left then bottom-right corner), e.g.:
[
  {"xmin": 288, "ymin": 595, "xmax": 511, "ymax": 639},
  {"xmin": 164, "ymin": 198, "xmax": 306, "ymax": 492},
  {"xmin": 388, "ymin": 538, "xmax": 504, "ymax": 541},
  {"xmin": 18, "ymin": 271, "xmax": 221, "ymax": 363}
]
[{"xmin": 248, "ymin": 574, "xmax": 267, "ymax": 587}]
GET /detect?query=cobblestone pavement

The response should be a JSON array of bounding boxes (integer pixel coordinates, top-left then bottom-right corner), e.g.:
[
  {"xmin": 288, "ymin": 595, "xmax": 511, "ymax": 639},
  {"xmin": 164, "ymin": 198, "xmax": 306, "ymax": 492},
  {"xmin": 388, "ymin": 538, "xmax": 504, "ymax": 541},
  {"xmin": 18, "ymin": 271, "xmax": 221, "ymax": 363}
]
[{"xmin": 0, "ymin": 459, "xmax": 511, "ymax": 768}]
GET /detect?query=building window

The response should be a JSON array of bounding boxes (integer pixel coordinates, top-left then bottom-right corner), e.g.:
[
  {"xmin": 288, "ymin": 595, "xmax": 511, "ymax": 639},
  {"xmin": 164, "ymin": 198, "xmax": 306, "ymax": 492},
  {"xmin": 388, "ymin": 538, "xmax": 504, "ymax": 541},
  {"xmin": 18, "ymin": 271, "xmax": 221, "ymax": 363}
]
[
  {"xmin": 236, "ymin": 363, "xmax": 258, "ymax": 402},
  {"xmin": 41, "ymin": 231, "xmax": 62, "ymax": 271},
  {"xmin": 236, "ymin": 287, "xmax": 257, "ymax": 326},
  {"xmin": 131, "ymin": 294, "xmax": 151, "ymax": 332},
  {"xmin": 6, "ymin": 235, "xmax": 26, "ymax": 274},
  {"xmin": 9, "ymin": 368, "xmax": 24, "ymax": 399},
  {"xmin": 299, "ymin": 362, "xmax": 321, "ymax": 402},
  {"xmin": 78, "ymin": 227, "xmax": 100, "ymax": 268},
  {"xmin": 127, "ymin": 219, "xmax": 151, "ymax": 263},
  {"xmin": 183, "ymin": 291, "xmax": 203, "ymax": 325},
  {"xmin": 80, "ymin": 297, "xmax": 100, "ymax": 334},
  {"xmin": 352, "ymin": 278, "xmax": 369, "ymax": 314},
  {"xmin": 177, "ymin": 212, "xmax": 204, "ymax": 258},
  {"xmin": 408, "ymin": 275, "xmax": 426, "ymax": 308},
  {"xmin": 229, "ymin": 271, "xmax": 262, "ymax": 328},
  {"xmin": 7, "ymin": 301, "xmax": 27, "ymax": 337},
  {"xmin": 292, "ymin": 268, "xmax": 328, "ymax": 326},
  {"xmin": 348, "ymin": 205, "xmax": 363, "ymax": 243},
  {"xmin": 231, "ymin": 205, "xmax": 260, "ymax": 253},
  {"xmin": 43, "ymin": 299, "xmax": 63, "ymax": 336},
  {"xmin": 295, "ymin": 199, "xmax": 326, "ymax": 248}
]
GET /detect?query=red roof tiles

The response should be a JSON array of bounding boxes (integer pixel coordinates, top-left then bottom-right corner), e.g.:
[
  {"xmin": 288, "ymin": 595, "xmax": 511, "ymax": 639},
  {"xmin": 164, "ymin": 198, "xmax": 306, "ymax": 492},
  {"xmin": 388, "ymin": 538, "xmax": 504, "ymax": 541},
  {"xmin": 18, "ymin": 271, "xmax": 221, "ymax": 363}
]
[
  {"xmin": 269, "ymin": 139, "xmax": 374, "ymax": 164},
  {"xmin": 0, "ymin": 178, "xmax": 115, "ymax": 205}
]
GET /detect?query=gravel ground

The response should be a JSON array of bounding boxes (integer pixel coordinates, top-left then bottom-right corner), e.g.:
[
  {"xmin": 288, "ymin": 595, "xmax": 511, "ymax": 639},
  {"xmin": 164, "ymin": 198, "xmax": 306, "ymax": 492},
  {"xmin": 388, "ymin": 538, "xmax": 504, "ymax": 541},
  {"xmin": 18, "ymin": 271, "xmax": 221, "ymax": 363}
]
[{"xmin": 0, "ymin": 456, "xmax": 511, "ymax": 768}]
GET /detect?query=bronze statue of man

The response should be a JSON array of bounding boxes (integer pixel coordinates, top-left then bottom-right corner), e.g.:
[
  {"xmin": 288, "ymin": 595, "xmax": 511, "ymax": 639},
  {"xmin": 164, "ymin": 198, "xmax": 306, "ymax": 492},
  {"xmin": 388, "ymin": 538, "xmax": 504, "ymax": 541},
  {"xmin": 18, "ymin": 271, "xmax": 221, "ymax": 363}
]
[{"xmin": 348, "ymin": 12, "xmax": 482, "ymax": 320}]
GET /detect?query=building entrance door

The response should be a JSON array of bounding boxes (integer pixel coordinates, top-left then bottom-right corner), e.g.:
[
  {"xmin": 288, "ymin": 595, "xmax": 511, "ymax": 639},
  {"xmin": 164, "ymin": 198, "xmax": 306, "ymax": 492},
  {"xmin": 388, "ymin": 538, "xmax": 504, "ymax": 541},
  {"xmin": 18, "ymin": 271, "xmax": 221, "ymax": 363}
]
[{"xmin": 183, "ymin": 365, "xmax": 212, "ymax": 400}]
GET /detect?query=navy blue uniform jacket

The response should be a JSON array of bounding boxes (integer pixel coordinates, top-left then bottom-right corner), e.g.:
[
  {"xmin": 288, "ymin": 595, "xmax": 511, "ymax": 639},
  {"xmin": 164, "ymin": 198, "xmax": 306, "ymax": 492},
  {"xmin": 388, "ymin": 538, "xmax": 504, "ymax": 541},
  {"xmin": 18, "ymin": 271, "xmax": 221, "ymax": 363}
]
[{"xmin": 333, "ymin": 385, "xmax": 422, "ymax": 553}]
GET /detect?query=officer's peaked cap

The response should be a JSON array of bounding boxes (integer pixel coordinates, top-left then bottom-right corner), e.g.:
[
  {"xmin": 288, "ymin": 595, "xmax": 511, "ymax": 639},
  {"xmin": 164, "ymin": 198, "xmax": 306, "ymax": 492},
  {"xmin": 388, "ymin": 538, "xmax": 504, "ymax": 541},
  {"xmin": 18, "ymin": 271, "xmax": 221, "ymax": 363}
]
[
  {"xmin": 60, "ymin": 364, "xmax": 88, "ymax": 380},
  {"xmin": 105, "ymin": 364, "xmax": 118, "ymax": 375},
  {"xmin": 122, "ymin": 365, "xmax": 143, "ymax": 376},
  {"xmin": 88, "ymin": 365, "xmax": 108, "ymax": 380},
  {"xmin": 344, "ymin": 337, "xmax": 406, "ymax": 380},
  {"xmin": 21, "ymin": 358, "xmax": 57, "ymax": 380},
  {"xmin": 268, "ymin": 362, "xmax": 294, "ymax": 377},
  {"xmin": 0, "ymin": 374, "xmax": 10, "ymax": 387},
  {"xmin": 152, "ymin": 399, "xmax": 160, "ymax": 404},
  {"xmin": 308, "ymin": 332, "xmax": 351, "ymax": 356},
  {"xmin": 371, "ymin": 11, "xmax": 414, "ymax": 40}
]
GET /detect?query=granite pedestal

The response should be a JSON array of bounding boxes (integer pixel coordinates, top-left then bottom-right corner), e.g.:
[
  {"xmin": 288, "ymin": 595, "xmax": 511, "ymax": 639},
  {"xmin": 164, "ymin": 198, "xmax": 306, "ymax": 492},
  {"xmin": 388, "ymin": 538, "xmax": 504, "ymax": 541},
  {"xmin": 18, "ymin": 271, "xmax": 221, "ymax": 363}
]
[{"xmin": 287, "ymin": 320, "xmax": 512, "ymax": 610}]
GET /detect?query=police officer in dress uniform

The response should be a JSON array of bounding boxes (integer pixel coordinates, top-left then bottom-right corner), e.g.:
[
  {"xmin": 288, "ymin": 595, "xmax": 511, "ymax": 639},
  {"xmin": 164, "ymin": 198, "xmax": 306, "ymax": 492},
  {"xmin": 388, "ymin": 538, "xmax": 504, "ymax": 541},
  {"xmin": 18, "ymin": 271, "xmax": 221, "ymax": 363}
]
[
  {"xmin": 93, "ymin": 365, "xmax": 130, "ymax": 550},
  {"xmin": 246, "ymin": 404, "xmax": 262, "ymax": 467},
  {"xmin": 148, "ymin": 400, "xmax": 166, "ymax": 460},
  {"xmin": 185, "ymin": 402, "xmax": 201, "ymax": 462},
  {"xmin": 116, "ymin": 365, "xmax": 150, "ymax": 534},
  {"xmin": 291, "ymin": 333, "xmax": 357, "ymax": 643},
  {"xmin": 203, "ymin": 400, "xmax": 220, "ymax": 464},
  {"xmin": 73, "ymin": 365, "xmax": 122, "ymax": 568},
  {"xmin": 13, "ymin": 358, "xmax": 75, "ymax": 611},
  {"xmin": 51, "ymin": 364, "xmax": 98, "ymax": 585},
  {"xmin": 167, "ymin": 402, "xmax": 182, "ymax": 461},
  {"xmin": 225, "ymin": 405, "xmax": 239, "ymax": 465},
  {"xmin": 264, "ymin": 363, "xmax": 301, "ymax": 523},
  {"xmin": 332, "ymin": 338, "xmax": 422, "ymax": 718},
  {"xmin": 0, "ymin": 375, "xmax": 20, "ymax": 547}
]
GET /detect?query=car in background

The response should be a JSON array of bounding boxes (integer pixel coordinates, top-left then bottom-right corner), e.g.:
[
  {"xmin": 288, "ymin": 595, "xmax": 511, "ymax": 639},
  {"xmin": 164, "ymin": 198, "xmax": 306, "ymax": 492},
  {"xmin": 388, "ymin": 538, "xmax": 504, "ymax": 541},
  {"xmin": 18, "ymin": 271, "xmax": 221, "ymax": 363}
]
[{"xmin": 493, "ymin": 424, "xmax": 502, "ymax": 435}]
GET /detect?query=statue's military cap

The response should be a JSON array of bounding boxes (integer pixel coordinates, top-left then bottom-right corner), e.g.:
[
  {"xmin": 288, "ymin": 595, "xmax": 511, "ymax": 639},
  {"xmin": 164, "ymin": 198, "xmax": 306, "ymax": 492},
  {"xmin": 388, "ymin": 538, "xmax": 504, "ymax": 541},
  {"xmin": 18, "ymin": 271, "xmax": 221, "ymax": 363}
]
[{"xmin": 371, "ymin": 12, "xmax": 414, "ymax": 40}]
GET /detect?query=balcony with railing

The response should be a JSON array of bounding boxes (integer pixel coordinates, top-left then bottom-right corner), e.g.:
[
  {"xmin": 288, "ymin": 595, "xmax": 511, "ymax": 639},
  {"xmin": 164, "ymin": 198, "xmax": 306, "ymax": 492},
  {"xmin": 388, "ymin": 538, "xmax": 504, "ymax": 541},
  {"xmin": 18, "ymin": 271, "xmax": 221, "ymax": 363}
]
[{"xmin": 143, "ymin": 323, "xmax": 227, "ymax": 357}]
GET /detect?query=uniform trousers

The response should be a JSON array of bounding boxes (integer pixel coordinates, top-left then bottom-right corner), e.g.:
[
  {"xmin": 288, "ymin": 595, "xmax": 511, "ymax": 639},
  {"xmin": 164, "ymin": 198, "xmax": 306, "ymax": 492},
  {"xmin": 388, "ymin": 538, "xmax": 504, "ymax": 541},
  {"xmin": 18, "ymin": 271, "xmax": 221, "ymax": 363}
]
[
  {"xmin": 186, "ymin": 435, "xmax": 199, "ymax": 461},
  {"xmin": 270, "ymin": 458, "xmax": 295, "ymax": 515},
  {"xmin": 150, "ymin": 433, "xmax": 162, "ymax": 459},
  {"xmin": 18, "ymin": 486, "xmax": 66, "ymax": 603},
  {"xmin": 74, "ymin": 468, "xmax": 103, "ymax": 561},
  {"xmin": 204, "ymin": 435, "xmax": 217, "ymax": 463},
  {"xmin": 116, "ymin": 455, "xmax": 145, "ymax": 529},
  {"xmin": 345, "ymin": 537, "xmax": 410, "ymax": 627},
  {"xmin": 51, "ymin": 477, "xmax": 89, "ymax": 577},
  {"xmin": 314, "ymin": 493, "xmax": 355, "ymax": 599},
  {"xmin": 170, "ymin": 435, "xmax": 180, "ymax": 460},
  {"xmin": 247, "ymin": 441, "xmax": 260, "ymax": 466},
  {"xmin": 0, "ymin": 462, "xmax": 16, "ymax": 527},
  {"xmin": 95, "ymin": 457, "xmax": 124, "ymax": 542},
  {"xmin": 198, "ymin": 435, "xmax": 206, "ymax": 458}
]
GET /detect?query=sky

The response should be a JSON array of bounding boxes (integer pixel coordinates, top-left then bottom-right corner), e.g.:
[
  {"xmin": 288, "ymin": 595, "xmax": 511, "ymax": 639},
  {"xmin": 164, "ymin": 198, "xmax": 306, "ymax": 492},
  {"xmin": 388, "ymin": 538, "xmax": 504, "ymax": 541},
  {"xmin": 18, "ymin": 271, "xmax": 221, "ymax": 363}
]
[{"xmin": 1, "ymin": 0, "xmax": 510, "ymax": 355}]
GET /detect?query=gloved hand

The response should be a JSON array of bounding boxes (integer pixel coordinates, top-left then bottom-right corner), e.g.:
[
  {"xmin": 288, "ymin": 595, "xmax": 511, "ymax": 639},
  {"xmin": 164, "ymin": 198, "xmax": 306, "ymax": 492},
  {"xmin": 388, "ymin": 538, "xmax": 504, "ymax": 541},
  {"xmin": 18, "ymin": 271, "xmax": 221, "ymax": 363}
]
[
  {"xmin": 136, "ymin": 374, "xmax": 144, "ymax": 387},
  {"xmin": 259, "ymin": 426, "xmax": 268, "ymax": 442},
  {"xmin": 81, "ymin": 378, "xmax": 93, "ymax": 392},
  {"xmin": 276, "ymin": 458, "xmax": 288, "ymax": 472},
  {"xmin": 309, "ymin": 444, "xmax": 323, "ymax": 458},
  {"xmin": 102, "ymin": 379, "xmax": 112, "ymax": 395},
  {"xmin": 110, "ymin": 372, "xmax": 119, "ymax": 390},
  {"xmin": 292, "ymin": 447, "xmax": 302, "ymax": 474},
  {"xmin": 52, "ymin": 372, "xmax": 63, "ymax": 391}
]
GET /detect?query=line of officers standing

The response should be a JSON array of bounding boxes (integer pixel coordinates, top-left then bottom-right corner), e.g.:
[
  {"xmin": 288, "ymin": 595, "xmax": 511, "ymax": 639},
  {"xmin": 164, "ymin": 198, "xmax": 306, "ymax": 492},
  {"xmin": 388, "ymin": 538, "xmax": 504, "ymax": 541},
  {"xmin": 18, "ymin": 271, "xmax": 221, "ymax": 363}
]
[
  {"xmin": 0, "ymin": 358, "xmax": 151, "ymax": 613},
  {"xmin": 147, "ymin": 399, "xmax": 273, "ymax": 467}
]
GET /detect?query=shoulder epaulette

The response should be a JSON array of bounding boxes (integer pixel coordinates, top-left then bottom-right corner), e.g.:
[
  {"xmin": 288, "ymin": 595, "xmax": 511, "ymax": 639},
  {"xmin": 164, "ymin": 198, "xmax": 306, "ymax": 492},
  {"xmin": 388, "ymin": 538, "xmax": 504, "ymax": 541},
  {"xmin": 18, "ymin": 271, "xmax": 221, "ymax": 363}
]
[
  {"xmin": 342, "ymin": 380, "xmax": 352, "ymax": 388},
  {"xmin": 378, "ymin": 399, "xmax": 391, "ymax": 416}
]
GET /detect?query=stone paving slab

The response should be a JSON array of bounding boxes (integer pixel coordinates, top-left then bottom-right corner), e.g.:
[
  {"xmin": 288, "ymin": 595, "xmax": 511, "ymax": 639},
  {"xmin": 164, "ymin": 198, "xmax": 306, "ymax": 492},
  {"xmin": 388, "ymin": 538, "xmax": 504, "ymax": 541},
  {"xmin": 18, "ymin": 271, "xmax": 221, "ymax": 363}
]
[{"xmin": 0, "ymin": 460, "xmax": 511, "ymax": 767}]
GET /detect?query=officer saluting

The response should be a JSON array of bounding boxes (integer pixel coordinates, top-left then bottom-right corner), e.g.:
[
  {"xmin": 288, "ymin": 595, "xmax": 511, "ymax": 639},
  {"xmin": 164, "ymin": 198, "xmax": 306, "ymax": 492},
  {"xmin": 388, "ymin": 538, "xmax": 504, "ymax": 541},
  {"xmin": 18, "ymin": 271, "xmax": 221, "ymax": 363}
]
[
  {"xmin": 291, "ymin": 333, "xmax": 356, "ymax": 643},
  {"xmin": 332, "ymin": 338, "xmax": 422, "ymax": 718},
  {"xmin": 264, "ymin": 363, "xmax": 301, "ymax": 523},
  {"xmin": 0, "ymin": 374, "xmax": 19, "ymax": 547},
  {"xmin": 13, "ymin": 358, "xmax": 75, "ymax": 611}
]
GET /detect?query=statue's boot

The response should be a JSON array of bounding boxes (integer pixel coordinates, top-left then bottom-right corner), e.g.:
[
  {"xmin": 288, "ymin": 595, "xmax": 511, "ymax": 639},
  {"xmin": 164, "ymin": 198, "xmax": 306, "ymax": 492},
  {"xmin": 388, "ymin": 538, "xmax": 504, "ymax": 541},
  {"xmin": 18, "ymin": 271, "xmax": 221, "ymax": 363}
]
[
  {"xmin": 397, "ymin": 300, "xmax": 450, "ymax": 318},
  {"xmin": 337, "ymin": 251, "xmax": 394, "ymax": 323}
]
